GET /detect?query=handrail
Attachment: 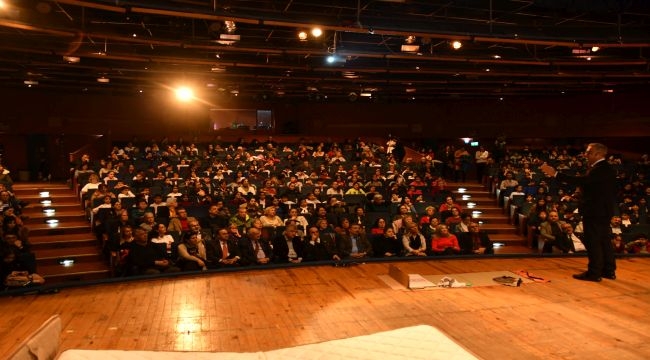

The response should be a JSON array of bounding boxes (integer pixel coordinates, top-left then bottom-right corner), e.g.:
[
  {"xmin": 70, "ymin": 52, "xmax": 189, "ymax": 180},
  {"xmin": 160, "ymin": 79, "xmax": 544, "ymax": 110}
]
[{"xmin": 68, "ymin": 135, "xmax": 105, "ymax": 165}]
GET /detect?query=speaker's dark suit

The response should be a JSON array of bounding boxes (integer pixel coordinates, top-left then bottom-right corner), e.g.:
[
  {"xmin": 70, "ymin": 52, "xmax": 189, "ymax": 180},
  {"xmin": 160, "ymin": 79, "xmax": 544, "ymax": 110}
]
[{"xmin": 556, "ymin": 160, "xmax": 617, "ymax": 276}]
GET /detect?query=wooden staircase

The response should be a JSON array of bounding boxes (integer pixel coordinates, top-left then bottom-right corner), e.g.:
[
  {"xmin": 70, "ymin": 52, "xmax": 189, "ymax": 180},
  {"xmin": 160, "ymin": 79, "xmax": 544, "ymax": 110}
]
[
  {"xmin": 14, "ymin": 183, "xmax": 111, "ymax": 284},
  {"xmin": 449, "ymin": 182, "xmax": 531, "ymax": 254}
]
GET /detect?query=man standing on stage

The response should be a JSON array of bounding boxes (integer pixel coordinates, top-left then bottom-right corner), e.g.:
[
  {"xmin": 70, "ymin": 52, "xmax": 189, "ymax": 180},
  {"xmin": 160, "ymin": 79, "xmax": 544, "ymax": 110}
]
[{"xmin": 540, "ymin": 143, "xmax": 617, "ymax": 282}]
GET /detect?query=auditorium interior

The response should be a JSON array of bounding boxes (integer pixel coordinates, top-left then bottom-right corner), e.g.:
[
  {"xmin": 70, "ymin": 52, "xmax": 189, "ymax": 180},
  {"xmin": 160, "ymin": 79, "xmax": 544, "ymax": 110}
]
[{"xmin": 1, "ymin": 1, "xmax": 650, "ymax": 359}]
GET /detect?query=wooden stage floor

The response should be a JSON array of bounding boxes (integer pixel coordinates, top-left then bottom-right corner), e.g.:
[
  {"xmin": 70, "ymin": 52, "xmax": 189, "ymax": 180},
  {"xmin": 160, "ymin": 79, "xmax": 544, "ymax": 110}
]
[{"xmin": 2, "ymin": 256, "xmax": 650, "ymax": 359}]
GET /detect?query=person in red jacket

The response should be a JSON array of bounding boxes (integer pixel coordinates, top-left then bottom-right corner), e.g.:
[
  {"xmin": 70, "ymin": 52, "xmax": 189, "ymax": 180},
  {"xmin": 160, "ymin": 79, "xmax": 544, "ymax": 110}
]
[{"xmin": 430, "ymin": 224, "xmax": 461, "ymax": 255}]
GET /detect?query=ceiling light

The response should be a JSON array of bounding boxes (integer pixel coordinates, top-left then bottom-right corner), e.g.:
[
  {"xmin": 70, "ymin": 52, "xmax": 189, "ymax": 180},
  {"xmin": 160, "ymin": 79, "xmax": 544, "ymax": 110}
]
[
  {"xmin": 485, "ymin": 68, "xmax": 491, "ymax": 72},
  {"xmin": 401, "ymin": 44, "xmax": 419, "ymax": 52},
  {"xmin": 493, "ymin": 55, "xmax": 501, "ymax": 59},
  {"xmin": 217, "ymin": 33, "xmax": 240, "ymax": 45},
  {"xmin": 586, "ymin": 57, "xmax": 592, "ymax": 61},
  {"xmin": 360, "ymin": 92, "xmax": 372, "ymax": 97},
  {"xmin": 591, "ymin": 46, "xmax": 600, "ymax": 52},
  {"xmin": 97, "ymin": 77, "xmax": 110, "ymax": 83},
  {"xmin": 24, "ymin": 80, "xmax": 38, "ymax": 86},
  {"xmin": 326, "ymin": 55, "xmax": 340, "ymax": 64},
  {"xmin": 571, "ymin": 48, "xmax": 590, "ymax": 55},
  {"xmin": 451, "ymin": 41, "xmax": 462, "ymax": 50},
  {"xmin": 311, "ymin": 27, "xmax": 322, "ymax": 37},
  {"xmin": 603, "ymin": 89, "xmax": 614, "ymax": 93},
  {"xmin": 175, "ymin": 86, "xmax": 194, "ymax": 102},
  {"xmin": 63, "ymin": 56, "xmax": 80, "ymax": 63},
  {"xmin": 405, "ymin": 35, "xmax": 416, "ymax": 44},
  {"xmin": 224, "ymin": 20, "xmax": 236, "ymax": 34},
  {"xmin": 132, "ymin": 33, "xmax": 137, "ymax": 37},
  {"xmin": 298, "ymin": 31, "xmax": 308, "ymax": 41}
]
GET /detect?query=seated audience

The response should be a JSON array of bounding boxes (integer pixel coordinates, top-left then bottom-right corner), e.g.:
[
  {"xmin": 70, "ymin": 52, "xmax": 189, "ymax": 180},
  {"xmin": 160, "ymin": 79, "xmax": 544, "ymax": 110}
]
[
  {"xmin": 457, "ymin": 222, "xmax": 494, "ymax": 255},
  {"xmin": 206, "ymin": 227, "xmax": 241, "ymax": 268},
  {"xmin": 1, "ymin": 243, "xmax": 44, "ymax": 289},
  {"xmin": 539, "ymin": 211, "xmax": 566, "ymax": 253},
  {"xmin": 560, "ymin": 223, "xmax": 586, "ymax": 253},
  {"xmin": 401, "ymin": 223, "xmax": 427, "ymax": 256},
  {"xmin": 272, "ymin": 225, "xmax": 304, "ymax": 263},
  {"xmin": 372, "ymin": 227, "xmax": 402, "ymax": 257},
  {"xmin": 335, "ymin": 223, "xmax": 372, "ymax": 260},
  {"xmin": 430, "ymin": 224, "xmax": 461, "ymax": 255},
  {"xmin": 176, "ymin": 231, "xmax": 208, "ymax": 271},
  {"xmin": 303, "ymin": 226, "xmax": 336, "ymax": 262},
  {"xmin": 239, "ymin": 227, "xmax": 273, "ymax": 266},
  {"xmin": 127, "ymin": 228, "xmax": 179, "ymax": 275}
]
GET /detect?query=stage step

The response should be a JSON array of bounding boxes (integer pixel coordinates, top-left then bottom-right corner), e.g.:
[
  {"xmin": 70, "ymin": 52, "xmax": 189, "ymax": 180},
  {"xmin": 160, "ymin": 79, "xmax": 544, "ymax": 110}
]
[
  {"xmin": 28, "ymin": 221, "xmax": 93, "ymax": 236},
  {"xmin": 447, "ymin": 182, "xmax": 526, "ymax": 250},
  {"xmin": 24, "ymin": 209, "xmax": 86, "ymax": 222},
  {"xmin": 35, "ymin": 246, "xmax": 104, "ymax": 267},
  {"xmin": 30, "ymin": 233, "xmax": 98, "ymax": 249},
  {"xmin": 39, "ymin": 262, "xmax": 111, "ymax": 284},
  {"xmin": 16, "ymin": 182, "xmax": 110, "ymax": 282},
  {"xmin": 21, "ymin": 202, "xmax": 83, "ymax": 215}
]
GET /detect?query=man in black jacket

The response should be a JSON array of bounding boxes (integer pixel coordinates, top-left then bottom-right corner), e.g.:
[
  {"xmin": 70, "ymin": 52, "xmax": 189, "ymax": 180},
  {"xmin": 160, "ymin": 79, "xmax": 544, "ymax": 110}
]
[{"xmin": 541, "ymin": 143, "xmax": 617, "ymax": 282}]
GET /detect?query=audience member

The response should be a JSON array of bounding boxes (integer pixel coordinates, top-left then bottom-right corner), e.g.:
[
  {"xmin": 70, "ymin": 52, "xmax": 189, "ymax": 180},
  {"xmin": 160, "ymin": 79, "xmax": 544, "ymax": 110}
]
[
  {"xmin": 272, "ymin": 225, "xmax": 304, "ymax": 263},
  {"xmin": 430, "ymin": 225, "xmax": 461, "ymax": 255},
  {"xmin": 372, "ymin": 227, "xmax": 402, "ymax": 257},
  {"xmin": 401, "ymin": 223, "xmax": 427, "ymax": 256},
  {"xmin": 303, "ymin": 226, "xmax": 335, "ymax": 262},
  {"xmin": 335, "ymin": 223, "xmax": 371, "ymax": 260},
  {"xmin": 176, "ymin": 231, "xmax": 208, "ymax": 271},
  {"xmin": 206, "ymin": 228, "xmax": 241, "ymax": 268},
  {"xmin": 239, "ymin": 227, "xmax": 273, "ymax": 266},
  {"xmin": 457, "ymin": 222, "xmax": 494, "ymax": 255},
  {"xmin": 128, "ymin": 227, "xmax": 179, "ymax": 275}
]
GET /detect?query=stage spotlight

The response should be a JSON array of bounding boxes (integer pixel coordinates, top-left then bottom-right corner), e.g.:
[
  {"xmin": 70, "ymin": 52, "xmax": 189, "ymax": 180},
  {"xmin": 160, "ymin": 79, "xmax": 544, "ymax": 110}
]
[
  {"xmin": 175, "ymin": 86, "xmax": 194, "ymax": 102},
  {"xmin": 311, "ymin": 27, "xmax": 322, "ymax": 37}
]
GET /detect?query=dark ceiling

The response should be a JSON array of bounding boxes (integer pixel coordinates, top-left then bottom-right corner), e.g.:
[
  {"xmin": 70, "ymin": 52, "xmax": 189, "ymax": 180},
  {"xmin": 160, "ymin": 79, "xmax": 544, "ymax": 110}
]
[{"xmin": 1, "ymin": 0, "xmax": 650, "ymax": 102}]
